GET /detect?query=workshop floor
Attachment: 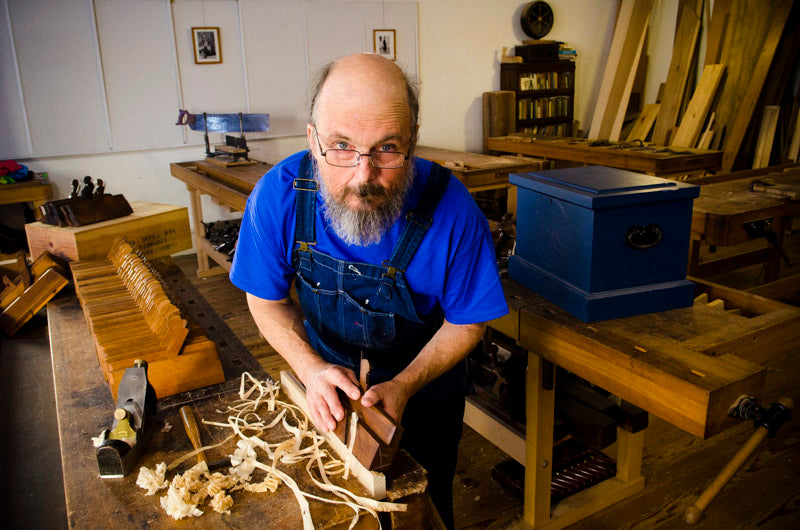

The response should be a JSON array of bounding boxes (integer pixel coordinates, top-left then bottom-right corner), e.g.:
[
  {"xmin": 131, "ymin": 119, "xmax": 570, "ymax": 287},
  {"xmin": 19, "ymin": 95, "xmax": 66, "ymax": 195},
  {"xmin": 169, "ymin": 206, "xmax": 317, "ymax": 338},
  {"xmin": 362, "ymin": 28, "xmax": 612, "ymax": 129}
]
[{"xmin": 2, "ymin": 229, "xmax": 800, "ymax": 529}]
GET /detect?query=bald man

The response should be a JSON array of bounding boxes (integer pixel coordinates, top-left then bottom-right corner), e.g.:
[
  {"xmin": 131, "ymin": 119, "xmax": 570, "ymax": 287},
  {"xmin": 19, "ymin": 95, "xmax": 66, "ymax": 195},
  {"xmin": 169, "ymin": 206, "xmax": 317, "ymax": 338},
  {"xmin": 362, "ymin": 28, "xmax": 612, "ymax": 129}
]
[{"xmin": 231, "ymin": 53, "xmax": 508, "ymax": 528}]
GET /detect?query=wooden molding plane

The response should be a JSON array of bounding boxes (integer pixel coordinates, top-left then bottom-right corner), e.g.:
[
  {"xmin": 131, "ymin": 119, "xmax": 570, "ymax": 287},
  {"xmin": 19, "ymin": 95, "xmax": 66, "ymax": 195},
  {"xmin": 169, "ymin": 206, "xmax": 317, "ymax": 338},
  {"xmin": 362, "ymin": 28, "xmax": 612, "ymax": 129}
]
[
  {"xmin": 70, "ymin": 238, "xmax": 224, "ymax": 399},
  {"xmin": 41, "ymin": 194, "xmax": 133, "ymax": 227},
  {"xmin": 280, "ymin": 370, "xmax": 388, "ymax": 499},
  {"xmin": 0, "ymin": 251, "xmax": 69, "ymax": 336},
  {"xmin": 332, "ymin": 392, "xmax": 404, "ymax": 472}
]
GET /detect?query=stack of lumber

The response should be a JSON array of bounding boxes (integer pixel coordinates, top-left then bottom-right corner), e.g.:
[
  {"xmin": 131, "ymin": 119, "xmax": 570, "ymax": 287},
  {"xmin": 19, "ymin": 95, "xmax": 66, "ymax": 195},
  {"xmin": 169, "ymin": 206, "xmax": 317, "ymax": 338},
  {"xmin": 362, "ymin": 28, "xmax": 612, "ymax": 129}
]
[
  {"xmin": 589, "ymin": 0, "xmax": 800, "ymax": 172},
  {"xmin": 71, "ymin": 238, "xmax": 225, "ymax": 399}
]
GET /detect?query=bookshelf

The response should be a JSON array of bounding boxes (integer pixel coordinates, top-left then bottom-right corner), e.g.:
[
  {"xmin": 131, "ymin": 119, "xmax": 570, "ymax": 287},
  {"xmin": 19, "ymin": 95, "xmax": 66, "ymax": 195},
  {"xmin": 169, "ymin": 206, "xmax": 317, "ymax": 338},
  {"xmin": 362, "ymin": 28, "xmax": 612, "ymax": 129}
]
[{"xmin": 501, "ymin": 60, "xmax": 575, "ymax": 136}]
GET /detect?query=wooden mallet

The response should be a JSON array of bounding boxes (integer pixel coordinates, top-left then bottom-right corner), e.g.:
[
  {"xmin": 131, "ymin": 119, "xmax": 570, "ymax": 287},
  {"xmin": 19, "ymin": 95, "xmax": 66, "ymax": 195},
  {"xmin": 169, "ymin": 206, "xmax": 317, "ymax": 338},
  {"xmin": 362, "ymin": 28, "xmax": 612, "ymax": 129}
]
[{"xmin": 683, "ymin": 396, "xmax": 793, "ymax": 524}]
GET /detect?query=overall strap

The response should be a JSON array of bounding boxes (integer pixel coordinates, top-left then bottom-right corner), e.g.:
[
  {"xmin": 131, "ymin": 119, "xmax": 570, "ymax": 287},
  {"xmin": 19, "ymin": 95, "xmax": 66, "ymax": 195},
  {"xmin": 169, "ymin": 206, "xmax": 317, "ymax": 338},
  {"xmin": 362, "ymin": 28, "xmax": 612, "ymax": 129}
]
[
  {"xmin": 379, "ymin": 162, "xmax": 451, "ymax": 296},
  {"xmin": 293, "ymin": 153, "xmax": 317, "ymax": 252}
]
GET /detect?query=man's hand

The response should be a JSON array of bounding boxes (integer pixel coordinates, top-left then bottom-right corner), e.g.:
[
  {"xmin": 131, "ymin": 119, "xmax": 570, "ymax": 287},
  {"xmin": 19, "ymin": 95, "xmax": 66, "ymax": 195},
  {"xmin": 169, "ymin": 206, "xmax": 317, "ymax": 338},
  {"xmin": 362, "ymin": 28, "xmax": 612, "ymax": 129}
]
[
  {"xmin": 360, "ymin": 379, "xmax": 413, "ymax": 422},
  {"xmin": 305, "ymin": 363, "xmax": 362, "ymax": 432}
]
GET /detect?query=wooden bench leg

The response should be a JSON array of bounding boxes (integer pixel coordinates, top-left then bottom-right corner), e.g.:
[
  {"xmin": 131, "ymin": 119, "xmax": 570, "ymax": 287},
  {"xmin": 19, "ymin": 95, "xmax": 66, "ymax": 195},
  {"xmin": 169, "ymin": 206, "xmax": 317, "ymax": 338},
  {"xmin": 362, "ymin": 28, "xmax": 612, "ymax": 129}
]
[{"xmin": 524, "ymin": 353, "xmax": 556, "ymax": 527}]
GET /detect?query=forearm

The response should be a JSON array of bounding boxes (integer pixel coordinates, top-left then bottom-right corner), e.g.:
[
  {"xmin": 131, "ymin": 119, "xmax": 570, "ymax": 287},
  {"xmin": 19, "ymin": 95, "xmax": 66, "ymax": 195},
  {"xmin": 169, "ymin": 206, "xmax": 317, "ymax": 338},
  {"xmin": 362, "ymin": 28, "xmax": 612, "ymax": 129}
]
[{"xmin": 394, "ymin": 319, "xmax": 486, "ymax": 397}]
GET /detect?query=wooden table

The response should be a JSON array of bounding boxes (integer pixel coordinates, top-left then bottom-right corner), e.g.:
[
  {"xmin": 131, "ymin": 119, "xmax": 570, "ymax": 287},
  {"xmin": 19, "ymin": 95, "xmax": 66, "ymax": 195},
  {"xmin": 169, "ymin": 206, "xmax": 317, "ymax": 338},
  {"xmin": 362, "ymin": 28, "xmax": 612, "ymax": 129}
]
[
  {"xmin": 47, "ymin": 258, "xmax": 427, "ymax": 528},
  {"xmin": 170, "ymin": 148, "xmax": 544, "ymax": 277},
  {"xmin": 170, "ymin": 160, "xmax": 271, "ymax": 277},
  {"xmin": 414, "ymin": 146, "xmax": 545, "ymax": 214},
  {"xmin": 689, "ymin": 166, "xmax": 800, "ymax": 283},
  {"xmin": 485, "ymin": 135, "xmax": 722, "ymax": 178},
  {"xmin": 0, "ymin": 178, "xmax": 52, "ymax": 220},
  {"xmin": 486, "ymin": 276, "xmax": 800, "ymax": 529}
]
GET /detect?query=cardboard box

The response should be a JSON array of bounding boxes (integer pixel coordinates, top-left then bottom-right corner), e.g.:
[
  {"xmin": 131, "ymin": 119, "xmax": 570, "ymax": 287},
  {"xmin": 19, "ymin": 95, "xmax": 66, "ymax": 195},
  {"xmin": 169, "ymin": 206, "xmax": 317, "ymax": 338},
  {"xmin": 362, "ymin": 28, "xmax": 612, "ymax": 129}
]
[
  {"xmin": 25, "ymin": 201, "xmax": 192, "ymax": 261},
  {"xmin": 509, "ymin": 166, "xmax": 700, "ymax": 322}
]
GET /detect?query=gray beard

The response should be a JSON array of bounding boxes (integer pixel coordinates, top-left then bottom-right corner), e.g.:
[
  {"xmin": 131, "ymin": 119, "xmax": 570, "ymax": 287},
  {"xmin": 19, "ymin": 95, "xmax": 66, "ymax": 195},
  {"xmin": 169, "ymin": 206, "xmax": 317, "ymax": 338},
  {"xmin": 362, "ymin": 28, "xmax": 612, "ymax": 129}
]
[{"xmin": 314, "ymin": 159, "xmax": 414, "ymax": 246}]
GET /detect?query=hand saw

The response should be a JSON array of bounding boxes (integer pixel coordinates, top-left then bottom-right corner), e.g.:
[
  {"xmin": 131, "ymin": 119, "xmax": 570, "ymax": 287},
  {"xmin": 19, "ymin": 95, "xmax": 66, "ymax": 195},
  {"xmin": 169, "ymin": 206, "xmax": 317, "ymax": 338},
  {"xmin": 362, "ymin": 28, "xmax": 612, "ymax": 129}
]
[{"xmin": 175, "ymin": 109, "xmax": 269, "ymax": 133}]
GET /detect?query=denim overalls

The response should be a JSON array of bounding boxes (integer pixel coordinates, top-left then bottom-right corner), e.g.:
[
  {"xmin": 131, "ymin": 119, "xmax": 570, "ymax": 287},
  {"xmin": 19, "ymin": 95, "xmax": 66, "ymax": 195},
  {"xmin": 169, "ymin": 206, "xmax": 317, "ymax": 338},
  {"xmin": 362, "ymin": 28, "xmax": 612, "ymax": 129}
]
[{"xmin": 291, "ymin": 154, "xmax": 467, "ymax": 528}]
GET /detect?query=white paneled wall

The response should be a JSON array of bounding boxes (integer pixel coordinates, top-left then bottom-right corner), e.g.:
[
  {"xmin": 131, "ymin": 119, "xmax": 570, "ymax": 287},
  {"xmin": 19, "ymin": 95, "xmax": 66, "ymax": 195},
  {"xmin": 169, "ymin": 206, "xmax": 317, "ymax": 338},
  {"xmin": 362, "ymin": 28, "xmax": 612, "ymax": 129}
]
[{"xmin": 0, "ymin": 0, "xmax": 419, "ymax": 160}]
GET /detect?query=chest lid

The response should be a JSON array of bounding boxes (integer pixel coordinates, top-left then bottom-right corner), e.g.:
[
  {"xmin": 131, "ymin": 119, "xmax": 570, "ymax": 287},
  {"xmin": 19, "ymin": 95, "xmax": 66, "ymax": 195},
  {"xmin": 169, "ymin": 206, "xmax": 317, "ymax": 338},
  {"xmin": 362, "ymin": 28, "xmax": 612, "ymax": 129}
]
[{"xmin": 510, "ymin": 165, "xmax": 699, "ymax": 208}]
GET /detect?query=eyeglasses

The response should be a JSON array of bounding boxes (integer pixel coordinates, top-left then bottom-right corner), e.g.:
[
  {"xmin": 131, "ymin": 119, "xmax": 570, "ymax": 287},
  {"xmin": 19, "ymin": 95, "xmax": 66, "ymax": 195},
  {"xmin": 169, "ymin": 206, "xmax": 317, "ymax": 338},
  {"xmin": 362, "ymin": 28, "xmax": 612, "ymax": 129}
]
[{"xmin": 313, "ymin": 127, "xmax": 409, "ymax": 169}]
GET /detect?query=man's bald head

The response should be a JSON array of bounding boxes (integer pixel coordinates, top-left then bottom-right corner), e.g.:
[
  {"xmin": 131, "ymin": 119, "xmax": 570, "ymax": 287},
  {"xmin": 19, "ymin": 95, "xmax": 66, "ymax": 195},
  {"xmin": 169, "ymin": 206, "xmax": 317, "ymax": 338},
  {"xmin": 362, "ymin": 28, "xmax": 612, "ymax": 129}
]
[{"xmin": 309, "ymin": 53, "xmax": 419, "ymax": 147}]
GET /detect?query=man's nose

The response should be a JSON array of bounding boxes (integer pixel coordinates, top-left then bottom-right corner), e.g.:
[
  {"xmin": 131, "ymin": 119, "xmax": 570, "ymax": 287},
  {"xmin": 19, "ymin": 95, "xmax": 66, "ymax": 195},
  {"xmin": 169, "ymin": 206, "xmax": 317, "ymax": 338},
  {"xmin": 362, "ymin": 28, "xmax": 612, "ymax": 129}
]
[{"xmin": 351, "ymin": 153, "xmax": 378, "ymax": 183}]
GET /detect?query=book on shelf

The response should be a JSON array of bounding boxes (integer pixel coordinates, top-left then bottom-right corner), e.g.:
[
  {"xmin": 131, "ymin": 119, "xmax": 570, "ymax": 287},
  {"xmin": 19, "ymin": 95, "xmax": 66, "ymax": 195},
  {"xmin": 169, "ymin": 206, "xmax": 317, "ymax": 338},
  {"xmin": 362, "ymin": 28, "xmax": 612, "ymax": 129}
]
[
  {"xmin": 518, "ymin": 71, "xmax": 572, "ymax": 91},
  {"xmin": 517, "ymin": 96, "xmax": 570, "ymax": 120}
]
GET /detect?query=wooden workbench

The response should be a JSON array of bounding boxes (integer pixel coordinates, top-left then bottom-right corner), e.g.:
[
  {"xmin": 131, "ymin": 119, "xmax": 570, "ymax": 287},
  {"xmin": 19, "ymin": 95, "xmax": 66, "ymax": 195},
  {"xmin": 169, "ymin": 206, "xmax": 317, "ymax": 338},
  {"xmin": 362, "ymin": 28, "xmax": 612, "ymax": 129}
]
[
  {"xmin": 47, "ymin": 258, "xmax": 427, "ymax": 528},
  {"xmin": 488, "ymin": 275, "xmax": 800, "ymax": 528},
  {"xmin": 0, "ymin": 178, "xmax": 52, "ymax": 208},
  {"xmin": 170, "ymin": 148, "xmax": 544, "ymax": 277},
  {"xmin": 689, "ymin": 165, "xmax": 800, "ymax": 282},
  {"xmin": 484, "ymin": 135, "xmax": 722, "ymax": 177}
]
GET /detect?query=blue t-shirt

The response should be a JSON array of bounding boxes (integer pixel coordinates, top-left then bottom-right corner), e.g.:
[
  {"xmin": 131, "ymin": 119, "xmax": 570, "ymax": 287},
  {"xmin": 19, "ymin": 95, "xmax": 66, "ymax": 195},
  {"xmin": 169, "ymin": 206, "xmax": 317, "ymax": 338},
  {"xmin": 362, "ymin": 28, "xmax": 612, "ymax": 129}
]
[{"xmin": 230, "ymin": 150, "xmax": 508, "ymax": 326}]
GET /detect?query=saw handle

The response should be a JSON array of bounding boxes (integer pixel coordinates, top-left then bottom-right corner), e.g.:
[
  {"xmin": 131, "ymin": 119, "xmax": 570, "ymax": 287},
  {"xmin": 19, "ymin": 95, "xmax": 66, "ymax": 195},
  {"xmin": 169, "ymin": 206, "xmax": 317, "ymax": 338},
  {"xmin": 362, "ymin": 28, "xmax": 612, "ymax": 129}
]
[{"xmin": 180, "ymin": 405, "xmax": 208, "ymax": 464}]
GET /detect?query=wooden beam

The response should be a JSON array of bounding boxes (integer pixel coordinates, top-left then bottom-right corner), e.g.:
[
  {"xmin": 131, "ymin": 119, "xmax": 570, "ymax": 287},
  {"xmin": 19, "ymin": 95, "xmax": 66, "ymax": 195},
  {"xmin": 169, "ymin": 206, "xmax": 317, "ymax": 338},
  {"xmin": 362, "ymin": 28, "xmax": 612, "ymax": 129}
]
[
  {"xmin": 588, "ymin": 0, "xmax": 653, "ymax": 140},
  {"xmin": 626, "ymin": 103, "xmax": 660, "ymax": 142},
  {"xmin": 752, "ymin": 106, "xmax": 780, "ymax": 168},
  {"xmin": 671, "ymin": 64, "xmax": 726, "ymax": 147},
  {"xmin": 280, "ymin": 370, "xmax": 387, "ymax": 499},
  {"xmin": 651, "ymin": 2, "xmax": 702, "ymax": 145},
  {"xmin": 704, "ymin": 0, "xmax": 732, "ymax": 65},
  {"xmin": 789, "ymin": 105, "xmax": 800, "ymax": 162},
  {"xmin": 720, "ymin": 0, "xmax": 793, "ymax": 173}
]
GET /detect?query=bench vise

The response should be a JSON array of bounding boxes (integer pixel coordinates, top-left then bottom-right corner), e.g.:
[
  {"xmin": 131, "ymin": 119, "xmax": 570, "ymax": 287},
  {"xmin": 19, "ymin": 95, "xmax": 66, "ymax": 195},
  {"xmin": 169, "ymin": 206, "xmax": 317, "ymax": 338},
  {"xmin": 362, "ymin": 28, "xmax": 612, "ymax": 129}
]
[{"xmin": 96, "ymin": 359, "xmax": 156, "ymax": 478}]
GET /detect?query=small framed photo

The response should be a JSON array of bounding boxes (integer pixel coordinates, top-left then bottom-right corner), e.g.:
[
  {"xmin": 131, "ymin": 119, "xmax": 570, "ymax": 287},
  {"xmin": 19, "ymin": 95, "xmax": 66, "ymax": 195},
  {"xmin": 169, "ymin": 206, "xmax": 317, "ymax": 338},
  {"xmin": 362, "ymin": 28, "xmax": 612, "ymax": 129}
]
[
  {"xmin": 373, "ymin": 29, "xmax": 396, "ymax": 61},
  {"xmin": 192, "ymin": 27, "xmax": 222, "ymax": 64}
]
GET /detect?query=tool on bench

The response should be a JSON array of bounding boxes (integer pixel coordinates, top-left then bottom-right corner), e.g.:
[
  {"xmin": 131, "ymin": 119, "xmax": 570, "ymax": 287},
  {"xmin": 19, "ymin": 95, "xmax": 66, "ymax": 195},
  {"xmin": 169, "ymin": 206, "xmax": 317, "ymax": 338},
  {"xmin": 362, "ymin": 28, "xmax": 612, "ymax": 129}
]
[
  {"xmin": 330, "ymin": 357, "xmax": 403, "ymax": 471},
  {"xmin": 684, "ymin": 395, "xmax": 793, "ymax": 523},
  {"xmin": 750, "ymin": 178, "xmax": 799, "ymax": 199},
  {"xmin": 179, "ymin": 405, "xmax": 231, "ymax": 471},
  {"xmin": 742, "ymin": 218, "xmax": 793, "ymax": 267},
  {"xmin": 175, "ymin": 109, "xmax": 269, "ymax": 167},
  {"xmin": 96, "ymin": 359, "xmax": 157, "ymax": 478}
]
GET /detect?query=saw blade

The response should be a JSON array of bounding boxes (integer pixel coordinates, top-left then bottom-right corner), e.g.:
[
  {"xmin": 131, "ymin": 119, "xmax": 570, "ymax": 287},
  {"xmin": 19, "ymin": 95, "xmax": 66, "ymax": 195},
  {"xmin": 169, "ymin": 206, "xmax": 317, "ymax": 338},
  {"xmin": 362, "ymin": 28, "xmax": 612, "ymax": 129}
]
[{"xmin": 176, "ymin": 109, "xmax": 269, "ymax": 133}]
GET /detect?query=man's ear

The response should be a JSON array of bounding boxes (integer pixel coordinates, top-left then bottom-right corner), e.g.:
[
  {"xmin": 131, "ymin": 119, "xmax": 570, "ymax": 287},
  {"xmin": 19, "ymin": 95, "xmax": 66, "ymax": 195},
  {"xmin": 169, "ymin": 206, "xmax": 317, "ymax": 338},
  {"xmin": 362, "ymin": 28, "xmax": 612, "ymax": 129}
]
[{"xmin": 306, "ymin": 124, "xmax": 316, "ymax": 152}]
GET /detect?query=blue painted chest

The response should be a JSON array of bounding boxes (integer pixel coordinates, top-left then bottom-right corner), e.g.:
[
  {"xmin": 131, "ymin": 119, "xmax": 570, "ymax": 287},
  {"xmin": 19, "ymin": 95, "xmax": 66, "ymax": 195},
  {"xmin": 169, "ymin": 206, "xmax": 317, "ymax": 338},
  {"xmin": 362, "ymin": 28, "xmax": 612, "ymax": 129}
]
[{"xmin": 508, "ymin": 165, "xmax": 700, "ymax": 322}]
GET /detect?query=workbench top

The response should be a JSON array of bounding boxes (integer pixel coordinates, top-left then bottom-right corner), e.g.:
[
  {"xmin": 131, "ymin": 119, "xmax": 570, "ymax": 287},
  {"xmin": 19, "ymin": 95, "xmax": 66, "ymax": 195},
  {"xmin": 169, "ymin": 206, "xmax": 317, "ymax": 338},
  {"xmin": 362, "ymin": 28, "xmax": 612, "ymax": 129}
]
[
  {"xmin": 493, "ymin": 275, "xmax": 800, "ymax": 439},
  {"xmin": 47, "ymin": 259, "xmax": 426, "ymax": 528}
]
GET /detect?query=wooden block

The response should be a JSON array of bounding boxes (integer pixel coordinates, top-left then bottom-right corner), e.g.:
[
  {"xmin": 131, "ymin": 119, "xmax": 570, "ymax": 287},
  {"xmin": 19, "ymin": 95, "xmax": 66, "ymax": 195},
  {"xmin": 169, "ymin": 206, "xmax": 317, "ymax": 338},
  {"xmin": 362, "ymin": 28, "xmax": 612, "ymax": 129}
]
[
  {"xmin": 482, "ymin": 91, "xmax": 517, "ymax": 141},
  {"xmin": 25, "ymin": 201, "xmax": 191, "ymax": 262},
  {"xmin": 556, "ymin": 398, "xmax": 618, "ymax": 450},
  {"xmin": 108, "ymin": 341, "xmax": 224, "ymax": 400},
  {"xmin": 671, "ymin": 64, "xmax": 726, "ymax": 147},
  {"xmin": 280, "ymin": 370, "xmax": 387, "ymax": 499}
]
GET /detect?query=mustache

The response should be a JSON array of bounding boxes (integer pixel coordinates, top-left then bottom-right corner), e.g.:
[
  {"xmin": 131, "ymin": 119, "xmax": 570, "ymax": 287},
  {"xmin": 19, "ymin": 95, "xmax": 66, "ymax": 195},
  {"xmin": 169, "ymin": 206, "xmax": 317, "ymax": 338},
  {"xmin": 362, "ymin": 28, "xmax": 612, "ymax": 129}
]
[{"xmin": 343, "ymin": 182, "xmax": 389, "ymax": 200}]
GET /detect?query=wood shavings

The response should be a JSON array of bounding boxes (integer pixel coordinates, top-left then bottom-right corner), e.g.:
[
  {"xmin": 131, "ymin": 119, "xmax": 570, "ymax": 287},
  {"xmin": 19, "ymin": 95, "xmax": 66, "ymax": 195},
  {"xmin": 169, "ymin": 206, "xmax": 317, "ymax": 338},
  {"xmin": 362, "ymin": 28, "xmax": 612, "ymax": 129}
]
[
  {"xmin": 136, "ymin": 462, "xmax": 167, "ymax": 495},
  {"xmin": 136, "ymin": 372, "xmax": 405, "ymax": 527}
]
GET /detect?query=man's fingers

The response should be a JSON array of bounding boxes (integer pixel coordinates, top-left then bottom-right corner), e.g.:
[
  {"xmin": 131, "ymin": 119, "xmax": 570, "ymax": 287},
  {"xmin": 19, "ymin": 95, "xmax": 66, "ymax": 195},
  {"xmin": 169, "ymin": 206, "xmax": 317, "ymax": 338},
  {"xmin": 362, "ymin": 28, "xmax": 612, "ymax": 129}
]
[
  {"xmin": 327, "ymin": 367, "xmax": 361, "ymax": 400},
  {"xmin": 361, "ymin": 387, "xmax": 380, "ymax": 407}
]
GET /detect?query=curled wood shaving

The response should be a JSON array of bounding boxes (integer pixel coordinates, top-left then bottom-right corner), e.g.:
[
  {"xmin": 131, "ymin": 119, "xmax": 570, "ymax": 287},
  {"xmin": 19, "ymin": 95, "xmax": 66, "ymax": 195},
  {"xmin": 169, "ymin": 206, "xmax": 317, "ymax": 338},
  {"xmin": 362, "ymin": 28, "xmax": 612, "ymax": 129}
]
[{"xmin": 136, "ymin": 372, "xmax": 405, "ymax": 527}]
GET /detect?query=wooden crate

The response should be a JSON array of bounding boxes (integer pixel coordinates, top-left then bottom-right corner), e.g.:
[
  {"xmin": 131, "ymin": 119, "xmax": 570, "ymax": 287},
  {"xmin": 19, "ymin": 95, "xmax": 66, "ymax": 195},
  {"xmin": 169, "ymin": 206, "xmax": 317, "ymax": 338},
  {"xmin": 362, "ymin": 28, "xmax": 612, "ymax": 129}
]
[{"xmin": 25, "ymin": 201, "xmax": 191, "ymax": 262}]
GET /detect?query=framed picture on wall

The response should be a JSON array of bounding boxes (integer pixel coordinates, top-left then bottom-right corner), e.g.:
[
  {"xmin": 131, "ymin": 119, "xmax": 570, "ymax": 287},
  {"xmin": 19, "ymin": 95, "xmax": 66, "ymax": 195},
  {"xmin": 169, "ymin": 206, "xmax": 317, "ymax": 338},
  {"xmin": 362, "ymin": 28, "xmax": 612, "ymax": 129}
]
[
  {"xmin": 373, "ymin": 29, "xmax": 396, "ymax": 61},
  {"xmin": 192, "ymin": 27, "xmax": 222, "ymax": 64}
]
